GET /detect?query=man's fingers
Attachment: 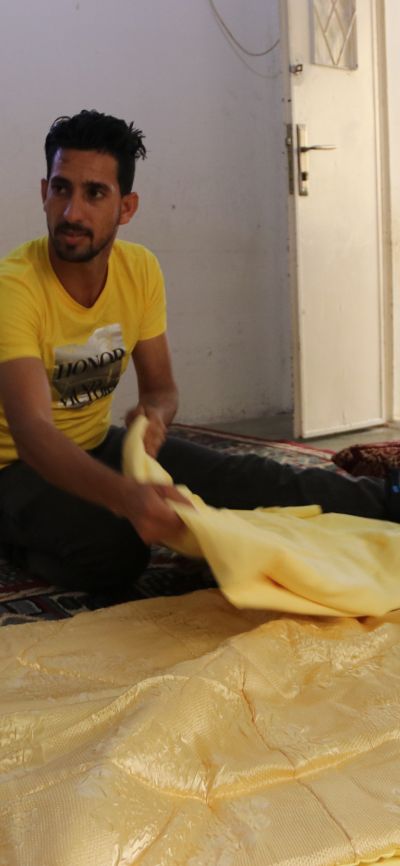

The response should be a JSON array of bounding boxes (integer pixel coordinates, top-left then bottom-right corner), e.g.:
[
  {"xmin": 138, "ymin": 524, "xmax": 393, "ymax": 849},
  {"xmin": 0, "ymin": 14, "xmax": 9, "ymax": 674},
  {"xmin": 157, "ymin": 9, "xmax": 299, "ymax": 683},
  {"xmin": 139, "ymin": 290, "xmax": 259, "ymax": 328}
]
[
  {"xmin": 154, "ymin": 484, "xmax": 193, "ymax": 508},
  {"xmin": 124, "ymin": 479, "xmax": 192, "ymax": 545},
  {"xmin": 125, "ymin": 404, "xmax": 145, "ymax": 427},
  {"xmin": 137, "ymin": 495, "xmax": 186, "ymax": 544},
  {"xmin": 125, "ymin": 406, "xmax": 167, "ymax": 456},
  {"xmin": 143, "ymin": 427, "xmax": 166, "ymax": 458}
]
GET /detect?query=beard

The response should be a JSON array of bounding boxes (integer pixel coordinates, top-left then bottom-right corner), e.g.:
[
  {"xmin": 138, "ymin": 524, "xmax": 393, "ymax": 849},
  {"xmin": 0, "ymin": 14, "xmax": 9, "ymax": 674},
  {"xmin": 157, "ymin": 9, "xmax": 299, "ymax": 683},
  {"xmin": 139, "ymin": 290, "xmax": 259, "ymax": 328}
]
[{"xmin": 48, "ymin": 220, "xmax": 118, "ymax": 263}]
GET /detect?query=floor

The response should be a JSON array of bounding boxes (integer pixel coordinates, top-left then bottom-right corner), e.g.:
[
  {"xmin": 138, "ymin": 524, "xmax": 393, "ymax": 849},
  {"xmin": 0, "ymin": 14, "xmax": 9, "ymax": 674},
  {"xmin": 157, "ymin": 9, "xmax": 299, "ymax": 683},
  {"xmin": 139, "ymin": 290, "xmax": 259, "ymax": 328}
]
[{"xmin": 209, "ymin": 414, "xmax": 400, "ymax": 452}]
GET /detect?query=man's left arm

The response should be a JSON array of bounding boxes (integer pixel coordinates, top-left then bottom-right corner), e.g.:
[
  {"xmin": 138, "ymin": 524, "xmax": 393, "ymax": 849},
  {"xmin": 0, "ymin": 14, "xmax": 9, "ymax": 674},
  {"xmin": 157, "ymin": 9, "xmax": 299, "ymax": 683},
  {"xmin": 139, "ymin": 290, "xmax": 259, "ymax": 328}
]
[{"xmin": 127, "ymin": 333, "xmax": 178, "ymax": 456}]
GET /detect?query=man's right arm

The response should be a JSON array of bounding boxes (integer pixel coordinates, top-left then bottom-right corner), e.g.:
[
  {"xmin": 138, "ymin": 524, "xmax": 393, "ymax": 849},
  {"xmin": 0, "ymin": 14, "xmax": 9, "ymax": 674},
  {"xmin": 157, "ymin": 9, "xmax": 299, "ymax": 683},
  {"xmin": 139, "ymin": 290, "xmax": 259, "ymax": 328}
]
[{"xmin": 0, "ymin": 357, "xmax": 186, "ymax": 544}]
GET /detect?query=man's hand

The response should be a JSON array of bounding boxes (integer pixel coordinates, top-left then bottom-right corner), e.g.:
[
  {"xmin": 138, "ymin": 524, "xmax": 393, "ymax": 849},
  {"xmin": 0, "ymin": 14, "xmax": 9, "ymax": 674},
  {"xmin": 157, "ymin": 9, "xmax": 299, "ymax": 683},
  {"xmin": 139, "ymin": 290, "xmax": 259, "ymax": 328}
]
[
  {"xmin": 120, "ymin": 477, "xmax": 190, "ymax": 544},
  {"xmin": 129, "ymin": 333, "xmax": 178, "ymax": 455},
  {"xmin": 125, "ymin": 404, "xmax": 167, "ymax": 457}
]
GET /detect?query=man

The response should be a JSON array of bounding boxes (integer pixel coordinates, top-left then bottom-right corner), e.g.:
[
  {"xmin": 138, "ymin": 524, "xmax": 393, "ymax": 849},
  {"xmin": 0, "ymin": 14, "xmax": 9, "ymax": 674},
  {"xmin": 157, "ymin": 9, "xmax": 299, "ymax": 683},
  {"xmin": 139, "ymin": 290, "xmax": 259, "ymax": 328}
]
[{"xmin": 0, "ymin": 110, "xmax": 393, "ymax": 601}]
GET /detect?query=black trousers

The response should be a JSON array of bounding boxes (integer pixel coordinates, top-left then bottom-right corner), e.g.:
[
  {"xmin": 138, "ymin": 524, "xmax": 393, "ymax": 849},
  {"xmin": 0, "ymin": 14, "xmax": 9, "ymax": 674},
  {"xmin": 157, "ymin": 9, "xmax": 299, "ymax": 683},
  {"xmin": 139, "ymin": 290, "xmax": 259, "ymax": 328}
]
[{"xmin": 0, "ymin": 426, "xmax": 387, "ymax": 597}]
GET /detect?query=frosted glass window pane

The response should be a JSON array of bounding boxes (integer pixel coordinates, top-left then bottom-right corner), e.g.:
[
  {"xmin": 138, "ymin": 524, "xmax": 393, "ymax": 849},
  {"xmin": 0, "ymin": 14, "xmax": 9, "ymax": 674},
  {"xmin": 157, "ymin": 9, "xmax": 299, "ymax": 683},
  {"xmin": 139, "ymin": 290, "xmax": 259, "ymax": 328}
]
[{"xmin": 313, "ymin": 0, "xmax": 357, "ymax": 69}]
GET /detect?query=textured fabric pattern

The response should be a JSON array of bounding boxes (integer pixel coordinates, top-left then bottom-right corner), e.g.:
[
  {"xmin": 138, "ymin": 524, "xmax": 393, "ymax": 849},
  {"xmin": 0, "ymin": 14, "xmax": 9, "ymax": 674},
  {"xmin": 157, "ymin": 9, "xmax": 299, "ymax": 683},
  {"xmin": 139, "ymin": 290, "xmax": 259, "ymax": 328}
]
[
  {"xmin": 1, "ymin": 592, "xmax": 400, "ymax": 866},
  {"xmin": 333, "ymin": 441, "xmax": 400, "ymax": 478}
]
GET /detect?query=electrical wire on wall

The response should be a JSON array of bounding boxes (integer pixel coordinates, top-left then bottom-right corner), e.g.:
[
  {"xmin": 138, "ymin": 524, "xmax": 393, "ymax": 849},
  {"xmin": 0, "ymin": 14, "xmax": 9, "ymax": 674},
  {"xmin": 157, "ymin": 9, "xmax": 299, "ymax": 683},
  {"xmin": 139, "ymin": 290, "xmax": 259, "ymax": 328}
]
[{"xmin": 208, "ymin": 0, "xmax": 280, "ymax": 74}]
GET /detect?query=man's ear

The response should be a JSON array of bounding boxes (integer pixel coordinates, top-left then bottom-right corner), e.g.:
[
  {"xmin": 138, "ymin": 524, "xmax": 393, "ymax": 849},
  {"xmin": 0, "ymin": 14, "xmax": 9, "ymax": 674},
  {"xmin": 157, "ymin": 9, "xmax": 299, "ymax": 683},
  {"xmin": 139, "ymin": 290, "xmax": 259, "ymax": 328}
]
[
  {"xmin": 41, "ymin": 178, "xmax": 48, "ymax": 207},
  {"xmin": 119, "ymin": 192, "xmax": 139, "ymax": 226}
]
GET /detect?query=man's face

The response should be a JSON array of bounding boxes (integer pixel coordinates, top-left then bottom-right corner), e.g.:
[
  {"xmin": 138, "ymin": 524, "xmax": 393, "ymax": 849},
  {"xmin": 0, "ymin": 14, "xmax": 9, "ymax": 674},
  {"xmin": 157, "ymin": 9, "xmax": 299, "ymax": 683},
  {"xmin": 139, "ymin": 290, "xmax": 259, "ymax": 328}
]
[{"xmin": 41, "ymin": 148, "xmax": 138, "ymax": 263}]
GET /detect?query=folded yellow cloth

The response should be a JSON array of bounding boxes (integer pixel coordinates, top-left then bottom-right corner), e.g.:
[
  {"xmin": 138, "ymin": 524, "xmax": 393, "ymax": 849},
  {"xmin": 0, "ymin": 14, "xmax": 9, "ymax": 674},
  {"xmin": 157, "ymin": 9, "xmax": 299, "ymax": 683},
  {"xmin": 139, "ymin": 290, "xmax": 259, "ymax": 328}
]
[
  {"xmin": 123, "ymin": 417, "xmax": 400, "ymax": 617},
  {"xmin": 1, "ymin": 592, "xmax": 400, "ymax": 866}
]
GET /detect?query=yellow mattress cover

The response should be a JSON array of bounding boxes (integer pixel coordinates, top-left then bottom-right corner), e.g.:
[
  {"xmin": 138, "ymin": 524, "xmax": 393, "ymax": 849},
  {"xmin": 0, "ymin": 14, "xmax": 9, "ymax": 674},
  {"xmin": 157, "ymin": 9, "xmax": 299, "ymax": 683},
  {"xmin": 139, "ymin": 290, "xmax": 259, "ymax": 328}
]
[{"xmin": 1, "ymin": 592, "xmax": 400, "ymax": 865}]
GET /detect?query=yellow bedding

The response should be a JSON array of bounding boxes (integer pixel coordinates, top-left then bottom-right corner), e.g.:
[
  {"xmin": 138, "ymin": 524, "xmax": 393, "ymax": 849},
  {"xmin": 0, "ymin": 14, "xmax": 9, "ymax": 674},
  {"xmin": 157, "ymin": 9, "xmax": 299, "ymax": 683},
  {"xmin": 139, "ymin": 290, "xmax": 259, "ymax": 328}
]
[
  {"xmin": 123, "ymin": 417, "xmax": 400, "ymax": 617},
  {"xmin": 1, "ymin": 592, "xmax": 400, "ymax": 865},
  {"xmin": 2, "ymin": 419, "xmax": 400, "ymax": 864}
]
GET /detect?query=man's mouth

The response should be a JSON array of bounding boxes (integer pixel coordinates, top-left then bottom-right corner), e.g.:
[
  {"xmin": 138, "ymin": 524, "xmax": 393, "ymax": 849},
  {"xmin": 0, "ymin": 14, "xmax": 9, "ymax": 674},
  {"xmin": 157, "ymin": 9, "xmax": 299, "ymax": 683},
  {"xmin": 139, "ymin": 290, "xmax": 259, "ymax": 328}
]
[{"xmin": 56, "ymin": 225, "xmax": 92, "ymax": 240}]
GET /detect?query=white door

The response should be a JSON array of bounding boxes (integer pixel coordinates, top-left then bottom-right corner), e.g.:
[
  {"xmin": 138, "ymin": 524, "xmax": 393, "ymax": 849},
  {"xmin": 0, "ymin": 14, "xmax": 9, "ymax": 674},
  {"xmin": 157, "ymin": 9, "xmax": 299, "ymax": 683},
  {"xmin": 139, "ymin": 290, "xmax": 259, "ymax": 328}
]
[{"xmin": 283, "ymin": 0, "xmax": 389, "ymax": 438}]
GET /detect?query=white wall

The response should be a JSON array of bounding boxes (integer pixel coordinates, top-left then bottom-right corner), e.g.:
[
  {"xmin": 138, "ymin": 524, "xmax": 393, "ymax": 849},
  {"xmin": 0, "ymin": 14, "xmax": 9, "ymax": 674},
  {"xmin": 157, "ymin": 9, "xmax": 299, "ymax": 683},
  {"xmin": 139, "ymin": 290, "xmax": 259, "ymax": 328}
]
[
  {"xmin": 0, "ymin": 0, "xmax": 291, "ymax": 425},
  {"xmin": 385, "ymin": 0, "xmax": 400, "ymax": 420}
]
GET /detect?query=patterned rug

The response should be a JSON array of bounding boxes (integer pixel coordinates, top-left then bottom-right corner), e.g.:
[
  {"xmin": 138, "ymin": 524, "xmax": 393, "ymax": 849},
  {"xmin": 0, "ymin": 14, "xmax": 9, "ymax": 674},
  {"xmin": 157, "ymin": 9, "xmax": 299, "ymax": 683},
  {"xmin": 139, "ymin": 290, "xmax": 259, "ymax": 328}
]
[{"xmin": 0, "ymin": 425, "xmax": 333, "ymax": 627}]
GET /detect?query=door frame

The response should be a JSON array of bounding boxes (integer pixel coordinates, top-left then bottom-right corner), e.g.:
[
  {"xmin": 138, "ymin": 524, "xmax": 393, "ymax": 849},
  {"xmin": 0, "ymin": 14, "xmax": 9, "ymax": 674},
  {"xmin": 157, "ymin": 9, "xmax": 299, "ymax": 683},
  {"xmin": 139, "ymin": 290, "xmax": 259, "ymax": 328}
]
[{"xmin": 279, "ymin": 0, "xmax": 393, "ymax": 438}]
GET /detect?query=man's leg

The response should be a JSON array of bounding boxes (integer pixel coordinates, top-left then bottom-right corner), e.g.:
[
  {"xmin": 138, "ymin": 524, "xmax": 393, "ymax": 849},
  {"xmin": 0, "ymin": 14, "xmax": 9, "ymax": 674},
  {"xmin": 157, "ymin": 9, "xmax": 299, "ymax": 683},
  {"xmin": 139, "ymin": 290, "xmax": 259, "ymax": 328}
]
[
  {"xmin": 0, "ymin": 427, "xmax": 149, "ymax": 597},
  {"xmin": 159, "ymin": 436, "xmax": 388, "ymax": 520}
]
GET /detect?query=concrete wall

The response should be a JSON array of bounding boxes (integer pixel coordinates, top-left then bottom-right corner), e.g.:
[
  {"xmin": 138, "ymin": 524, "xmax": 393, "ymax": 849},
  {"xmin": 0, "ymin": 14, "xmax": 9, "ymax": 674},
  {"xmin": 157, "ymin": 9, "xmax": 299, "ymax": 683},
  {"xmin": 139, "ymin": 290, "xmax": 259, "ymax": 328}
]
[{"xmin": 0, "ymin": 0, "xmax": 291, "ymax": 424}]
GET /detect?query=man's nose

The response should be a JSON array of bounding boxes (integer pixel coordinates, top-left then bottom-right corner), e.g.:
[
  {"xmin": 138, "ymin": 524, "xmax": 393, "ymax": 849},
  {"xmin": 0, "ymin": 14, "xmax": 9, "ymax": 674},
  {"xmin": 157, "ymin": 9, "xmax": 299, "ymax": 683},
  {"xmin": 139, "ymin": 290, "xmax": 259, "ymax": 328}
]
[{"xmin": 63, "ymin": 193, "xmax": 85, "ymax": 222}]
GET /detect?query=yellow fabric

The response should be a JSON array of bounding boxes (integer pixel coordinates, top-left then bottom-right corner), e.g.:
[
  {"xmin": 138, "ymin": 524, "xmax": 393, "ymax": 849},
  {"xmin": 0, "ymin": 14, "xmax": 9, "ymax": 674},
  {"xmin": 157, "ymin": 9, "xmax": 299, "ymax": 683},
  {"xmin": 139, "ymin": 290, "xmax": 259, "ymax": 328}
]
[
  {"xmin": 123, "ymin": 416, "xmax": 400, "ymax": 618},
  {"xmin": 1, "ymin": 593, "xmax": 400, "ymax": 866},
  {"xmin": 0, "ymin": 238, "xmax": 166, "ymax": 466}
]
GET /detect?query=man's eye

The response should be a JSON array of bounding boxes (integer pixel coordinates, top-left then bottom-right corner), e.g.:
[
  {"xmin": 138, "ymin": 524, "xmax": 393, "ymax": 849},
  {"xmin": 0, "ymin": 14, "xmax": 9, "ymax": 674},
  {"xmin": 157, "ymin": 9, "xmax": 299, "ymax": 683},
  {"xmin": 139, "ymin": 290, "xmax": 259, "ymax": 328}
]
[
  {"xmin": 88, "ymin": 187, "xmax": 105, "ymax": 200},
  {"xmin": 52, "ymin": 183, "xmax": 68, "ymax": 195}
]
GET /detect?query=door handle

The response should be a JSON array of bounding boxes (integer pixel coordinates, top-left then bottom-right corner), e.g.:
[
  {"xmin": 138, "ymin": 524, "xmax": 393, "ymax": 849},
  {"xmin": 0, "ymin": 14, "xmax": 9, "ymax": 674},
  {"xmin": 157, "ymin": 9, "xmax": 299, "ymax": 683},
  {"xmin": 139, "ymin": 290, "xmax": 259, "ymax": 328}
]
[
  {"xmin": 300, "ymin": 144, "xmax": 336, "ymax": 152},
  {"xmin": 296, "ymin": 125, "xmax": 336, "ymax": 195}
]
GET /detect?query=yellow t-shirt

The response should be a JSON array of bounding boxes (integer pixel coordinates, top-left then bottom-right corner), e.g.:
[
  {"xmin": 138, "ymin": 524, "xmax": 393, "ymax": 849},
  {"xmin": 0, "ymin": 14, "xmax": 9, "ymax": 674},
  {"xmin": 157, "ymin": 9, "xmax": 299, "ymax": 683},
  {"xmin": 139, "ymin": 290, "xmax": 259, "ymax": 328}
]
[{"xmin": 0, "ymin": 237, "xmax": 166, "ymax": 467}]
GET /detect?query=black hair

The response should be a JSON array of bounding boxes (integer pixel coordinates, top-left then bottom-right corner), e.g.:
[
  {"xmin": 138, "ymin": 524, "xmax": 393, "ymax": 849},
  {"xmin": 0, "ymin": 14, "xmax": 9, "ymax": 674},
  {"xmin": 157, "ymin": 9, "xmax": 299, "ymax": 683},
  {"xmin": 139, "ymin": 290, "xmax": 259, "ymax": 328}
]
[{"xmin": 44, "ymin": 110, "xmax": 147, "ymax": 194}]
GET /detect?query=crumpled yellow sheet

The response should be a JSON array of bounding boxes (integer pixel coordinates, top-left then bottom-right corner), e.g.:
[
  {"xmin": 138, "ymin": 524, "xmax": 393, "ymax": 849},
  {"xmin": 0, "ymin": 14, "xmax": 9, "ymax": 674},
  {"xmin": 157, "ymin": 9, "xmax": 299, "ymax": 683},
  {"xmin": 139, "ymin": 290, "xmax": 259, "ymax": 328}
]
[
  {"xmin": 122, "ymin": 416, "xmax": 400, "ymax": 618},
  {"xmin": 1, "ymin": 592, "xmax": 400, "ymax": 866}
]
